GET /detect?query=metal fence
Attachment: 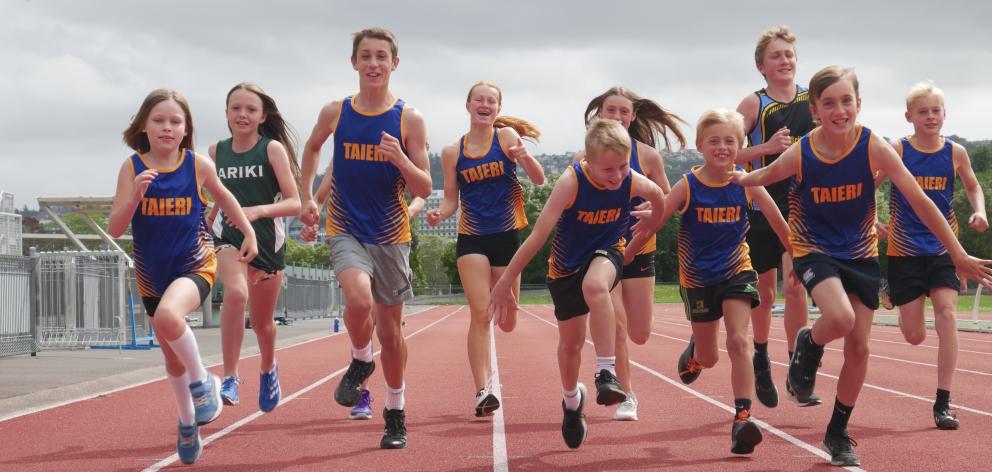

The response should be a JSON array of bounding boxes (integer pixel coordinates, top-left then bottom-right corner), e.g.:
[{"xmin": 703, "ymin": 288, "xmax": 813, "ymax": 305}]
[{"xmin": 0, "ymin": 251, "xmax": 341, "ymax": 357}]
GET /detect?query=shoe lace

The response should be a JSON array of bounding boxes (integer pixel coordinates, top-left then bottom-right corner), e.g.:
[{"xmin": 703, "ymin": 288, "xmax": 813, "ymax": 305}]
[
  {"xmin": 223, "ymin": 376, "xmax": 242, "ymax": 389},
  {"xmin": 681, "ymin": 359, "xmax": 704, "ymax": 376},
  {"xmin": 343, "ymin": 360, "xmax": 368, "ymax": 384},
  {"xmin": 385, "ymin": 411, "xmax": 406, "ymax": 434},
  {"xmin": 832, "ymin": 432, "xmax": 858, "ymax": 452},
  {"xmin": 179, "ymin": 430, "xmax": 196, "ymax": 447},
  {"xmin": 734, "ymin": 410, "xmax": 751, "ymax": 424}
]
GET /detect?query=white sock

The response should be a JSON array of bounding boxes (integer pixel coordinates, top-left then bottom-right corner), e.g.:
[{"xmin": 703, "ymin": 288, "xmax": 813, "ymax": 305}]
[
  {"xmin": 596, "ymin": 356, "xmax": 617, "ymax": 376},
  {"xmin": 385, "ymin": 382, "xmax": 405, "ymax": 411},
  {"xmin": 168, "ymin": 371, "xmax": 196, "ymax": 426},
  {"xmin": 165, "ymin": 326, "xmax": 208, "ymax": 383},
  {"xmin": 352, "ymin": 340, "xmax": 373, "ymax": 363},
  {"xmin": 563, "ymin": 386, "xmax": 582, "ymax": 411}
]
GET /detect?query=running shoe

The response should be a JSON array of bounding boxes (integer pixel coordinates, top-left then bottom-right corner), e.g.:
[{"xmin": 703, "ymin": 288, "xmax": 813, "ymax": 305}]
[
  {"xmin": 822, "ymin": 430, "xmax": 860, "ymax": 466},
  {"xmin": 787, "ymin": 327, "xmax": 823, "ymax": 403},
  {"xmin": 176, "ymin": 422, "xmax": 202, "ymax": 465},
  {"xmin": 613, "ymin": 392, "xmax": 638, "ymax": 421},
  {"xmin": 561, "ymin": 383, "xmax": 588, "ymax": 449},
  {"xmin": 220, "ymin": 375, "xmax": 241, "ymax": 406},
  {"xmin": 677, "ymin": 336, "xmax": 704, "ymax": 384},
  {"xmin": 730, "ymin": 409, "xmax": 763, "ymax": 454},
  {"xmin": 474, "ymin": 383, "xmax": 500, "ymax": 417},
  {"xmin": 190, "ymin": 374, "xmax": 223, "ymax": 426},
  {"xmin": 335, "ymin": 358, "xmax": 375, "ymax": 407},
  {"xmin": 380, "ymin": 408, "xmax": 407, "ymax": 449},
  {"xmin": 934, "ymin": 405, "xmax": 960, "ymax": 430},
  {"xmin": 259, "ymin": 362, "xmax": 281, "ymax": 413},
  {"xmin": 753, "ymin": 351, "xmax": 779, "ymax": 408},
  {"xmin": 350, "ymin": 389, "xmax": 373, "ymax": 420},
  {"xmin": 594, "ymin": 369, "xmax": 626, "ymax": 406}
]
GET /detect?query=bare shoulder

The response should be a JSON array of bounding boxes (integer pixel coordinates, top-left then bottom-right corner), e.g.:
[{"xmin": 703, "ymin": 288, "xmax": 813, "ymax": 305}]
[
  {"xmin": 736, "ymin": 93, "xmax": 760, "ymax": 117},
  {"xmin": 207, "ymin": 142, "xmax": 218, "ymax": 160}
]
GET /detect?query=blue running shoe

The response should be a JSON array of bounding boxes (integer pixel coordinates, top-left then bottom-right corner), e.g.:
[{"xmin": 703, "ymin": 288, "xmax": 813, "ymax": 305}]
[
  {"xmin": 259, "ymin": 362, "xmax": 281, "ymax": 413},
  {"xmin": 349, "ymin": 389, "xmax": 373, "ymax": 420},
  {"xmin": 177, "ymin": 422, "xmax": 202, "ymax": 465},
  {"xmin": 190, "ymin": 374, "xmax": 223, "ymax": 425},
  {"xmin": 220, "ymin": 376, "xmax": 241, "ymax": 406}
]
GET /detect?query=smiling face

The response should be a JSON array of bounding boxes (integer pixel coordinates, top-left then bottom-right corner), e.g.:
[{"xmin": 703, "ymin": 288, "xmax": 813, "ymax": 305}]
[
  {"xmin": 352, "ymin": 37, "xmax": 398, "ymax": 88},
  {"xmin": 584, "ymin": 148, "xmax": 630, "ymax": 190},
  {"xmin": 906, "ymin": 93, "xmax": 945, "ymax": 138},
  {"xmin": 466, "ymin": 84, "xmax": 500, "ymax": 127},
  {"xmin": 142, "ymin": 99, "xmax": 187, "ymax": 156},
  {"xmin": 697, "ymin": 122, "xmax": 742, "ymax": 170},
  {"xmin": 599, "ymin": 94, "xmax": 635, "ymax": 130},
  {"xmin": 810, "ymin": 77, "xmax": 861, "ymax": 137},
  {"xmin": 226, "ymin": 88, "xmax": 265, "ymax": 137},
  {"xmin": 757, "ymin": 38, "xmax": 797, "ymax": 83}
]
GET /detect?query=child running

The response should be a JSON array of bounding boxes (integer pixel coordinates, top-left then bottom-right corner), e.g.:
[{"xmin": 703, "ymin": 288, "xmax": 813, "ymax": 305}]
[
  {"xmin": 579, "ymin": 86, "xmax": 686, "ymax": 421},
  {"xmin": 735, "ymin": 66, "xmax": 992, "ymax": 467},
  {"xmin": 734, "ymin": 26, "xmax": 817, "ymax": 408},
  {"xmin": 207, "ymin": 83, "xmax": 301, "ymax": 413},
  {"xmin": 298, "ymin": 27, "xmax": 431, "ymax": 450},
  {"xmin": 489, "ymin": 118, "xmax": 665, "ymax": 449},
  {"xmin": 664, "ymin": 109, "xmax": 789, "ymax": 455},
  {"xmin": 880, "ymin": 81, "xmax": 988, "ymax": 429},
  {"xmin": 108, "ymin": 89, "xmax": 258, "ymax": 464},
  {"xmin": 426, "ymin": 81, "xmax": 545, "ymax": 417}
]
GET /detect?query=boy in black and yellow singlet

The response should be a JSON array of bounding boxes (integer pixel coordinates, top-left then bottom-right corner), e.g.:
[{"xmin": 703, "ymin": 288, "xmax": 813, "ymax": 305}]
[
  {"xmin": 737, "ymin": 67, "xmax": 992, "ymax": 468},
  {"xmin": 427, "ymin": 81, "xmax": 545, "ymax": 417},
  {"xmin": 660, "ymin": 110, "xmax": 789, "ymax": 455},
  {"xmin": 298, "ymin": 28, "xmax": 431, "ymax": 450},
  {"xmin": 490, "ymin": 119, "xmax": 665, "ymax": 449},
  {"xmin": 577, "ymin": 86, "xmax": 688, "ymax": 422},
  {"xmin": 110, "ymin": 89, "xmax": 257, "ymax": 465},
  {"xmin": 735, "ymin": 26, "xmax": 816, "ymax": 409},
  {"xmin": 880, "ymin": 82, "xmax": 988, "ymax": 430},
  {"xmin": 208, "ymin": 83, "xmax": 302, "ymax": 414}
]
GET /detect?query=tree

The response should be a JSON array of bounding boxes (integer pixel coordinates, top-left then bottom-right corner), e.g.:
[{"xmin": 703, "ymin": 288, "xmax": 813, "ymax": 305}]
[
  {"xmin": 519, "ymin": 174, "xmax": 559, "ymax": 285},
  {"xmin": 413, "ymin": 234, "xmax": 457, "ymax": 292},
  {"xmin": 284, "ymin": 238, "xmax": 329, "ymax": 267}
]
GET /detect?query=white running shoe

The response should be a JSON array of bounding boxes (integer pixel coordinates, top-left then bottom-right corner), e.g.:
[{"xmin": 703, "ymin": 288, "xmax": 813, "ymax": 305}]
[{"xmin": 613, "ymin": 392, "xmax": 638, "ymax": 421}]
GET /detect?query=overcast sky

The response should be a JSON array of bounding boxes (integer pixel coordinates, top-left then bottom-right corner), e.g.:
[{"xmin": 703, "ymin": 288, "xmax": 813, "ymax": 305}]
[{"xmin": 2, "ymin": 0, "xmax": 990, "ymax": 209}]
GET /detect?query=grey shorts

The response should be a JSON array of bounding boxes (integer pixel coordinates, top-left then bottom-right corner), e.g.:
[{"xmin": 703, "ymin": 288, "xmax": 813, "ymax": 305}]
[{"xmin": 327, "ymin": 234, "xmax": 413, "ymax": 305}]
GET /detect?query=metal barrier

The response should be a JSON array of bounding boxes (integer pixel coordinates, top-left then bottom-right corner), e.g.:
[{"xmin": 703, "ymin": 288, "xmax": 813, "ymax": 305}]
[
  {"xmin": 276, "ymin": 265, "xmax": 341, "ymax": 320},
  {"xmin": 0, "ymin": 255, "xmax": 33, "ymax": 357}
]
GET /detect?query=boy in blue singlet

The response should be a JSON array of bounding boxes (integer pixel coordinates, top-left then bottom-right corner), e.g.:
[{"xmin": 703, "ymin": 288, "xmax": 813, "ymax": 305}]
[
  {"xmin": 298, "ymin": 27, "xmax": 431, "ymax": 450},
  {"xmin": 489, "ymin": 119, "xmax": 665, "ymax": 449}
]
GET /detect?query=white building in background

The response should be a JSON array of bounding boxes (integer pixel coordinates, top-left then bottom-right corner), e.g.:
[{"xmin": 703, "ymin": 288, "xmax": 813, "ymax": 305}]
[
  {"xmin": 0, "ymin": 191, "xmax": 22, "ymax": 255},
  {"xmin": 415, "ymin": 189, "xmax": 458, "ymax": 240}
]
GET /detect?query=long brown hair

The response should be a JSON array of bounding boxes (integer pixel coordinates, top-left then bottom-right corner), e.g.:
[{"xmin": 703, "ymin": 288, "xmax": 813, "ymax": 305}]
[
  {"xmin": 226, "ymin": 82, "xmax": 301, "ymax": 183},
  {"xmin": 123, "ymin": 89, "xmax": 194, "ymax": 153},
  {"xmin": 584, "ymin": 86, "xmax": 686, "ymax": 151},
  {"xmin": 467, "ymin": 81, "xmax": 541, "ymax": 142}
]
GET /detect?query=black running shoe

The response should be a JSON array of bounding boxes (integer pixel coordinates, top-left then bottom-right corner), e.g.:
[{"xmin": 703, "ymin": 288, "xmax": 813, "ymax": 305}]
[
  {"xmin": 753, "ymin": 351, "xmax": 778, "ymax": 408},
  {"xmin": 785, "ymin": 376, "xmax": 823, "ymax": 407},
  {"xmin": 594, "ymin": 370, "xmax": 626, "ymax": 406},
  {"xmin": 822, "ymin": 430, "xmax": 860, "ymax": 466},
  {"xmin": 677, "ymin": 336, "xmax": 703, "ymax": 384},
  {"xmin": 730, "ymin": 410, "xmax": 763, "ymax": 454},
  {"xmin": 934, "ymin": 406, "xmax": 960, "ymax": 430},
  {"xmin": 474, "ymin": 385, "xmax": 500, "ymax": 418},
  {"xmin": 380, "ymin": 408, "xmax": 407, "ymax": 449},
  {"xmin": 335, "ymin": 358, "xmax": 375, "ymax": 407},
  {"xmin": 561, "ymin": 383, "xmax": 588, "ymax": 449},
  {"xmin": 787, "ymin": 327, "xmax": 823, "ymax": 402}
]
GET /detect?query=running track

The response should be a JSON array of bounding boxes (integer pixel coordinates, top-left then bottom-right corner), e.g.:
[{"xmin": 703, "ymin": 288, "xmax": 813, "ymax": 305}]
[{"xmin": 1, "ymin": 304, "xmax": 990, "ymax": 471}]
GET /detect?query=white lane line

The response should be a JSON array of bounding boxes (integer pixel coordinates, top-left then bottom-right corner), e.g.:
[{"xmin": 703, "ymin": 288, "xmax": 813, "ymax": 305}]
[
  {"xmin": 655, "ymin": 318, "xmax": 992, "ymax": 376},
  {"xmin": 490, "ymin": 324, "xmax": 508, "ymax": 472},
  {"xmin": 142, "ymin": 306, "xmax": 465, "ymax": 472},
  {"xmin": 520, "ymin": 307, "xmax": 865, "ymax": 472},
  {"xmin": 648, "ymin": 330, "xmax": 992, "ymax": 418}
]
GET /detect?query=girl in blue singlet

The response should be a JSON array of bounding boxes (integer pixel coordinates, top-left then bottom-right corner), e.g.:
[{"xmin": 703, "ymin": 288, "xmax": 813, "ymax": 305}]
[
  {"xmin": 489, "ymin": 119, "xmax": 666, "ymax": 449},
  {"xmin": 108, "ymin": 89, "xmax": 258, "ymax": 465},
  {"xmin": 736, "ymin": 66, "xmax": 992, "ymax": 468},
  {"xmin": 657, "ymin": 109, "xmax": 788, "ymax": 456},
  {"xmin": 207, "ymin": 83, "xmax": 302, "ymax": 413},
  {"xmin": 579, "ymin": 86, "xmax": 687, "ymax": 421},
  {"xmin": 425, "ymin": 81, "xmax": 545, "ymax": 417},
  {"xmin": 879, "ymin": 82, "xmax": 988, "ymax": 430}
]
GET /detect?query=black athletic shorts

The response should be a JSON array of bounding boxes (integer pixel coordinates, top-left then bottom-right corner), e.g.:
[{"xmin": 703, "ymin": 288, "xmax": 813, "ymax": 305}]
[
  {"xmin": 547, "ymin": 247, "xmax": 623, "ymax": 322},
  {"xmin": 793, "ymin": 253, "xmax": 881, "ymax": 310},
  {"xmin": 456, "ymin": 230, "xmax": 520, "ymax": 267},
  {"xmin": 622, "ymin": 252, "xmax": 656, "ymax": 279},
  {"xmin": 142, "ymin": 274, "xmax": 212, "ymax": 316},
  {"xmin": 746, "ymin": 209, "xmax": 785, "ymax": 274},
  {"xmin": 887, "ymin": 254, "xmax": 959, "ymax": 306},
  {"xmin": 679, "ymin": 270, "xmax": 760, "ymax": 323}
]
